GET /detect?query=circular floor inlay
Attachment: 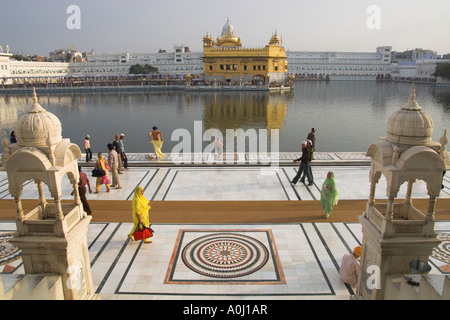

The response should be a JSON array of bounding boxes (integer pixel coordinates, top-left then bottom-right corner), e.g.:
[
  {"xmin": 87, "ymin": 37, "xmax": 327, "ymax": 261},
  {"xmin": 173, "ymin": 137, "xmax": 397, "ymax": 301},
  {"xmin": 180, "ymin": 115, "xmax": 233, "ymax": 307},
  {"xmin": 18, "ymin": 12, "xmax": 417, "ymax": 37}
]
[
  {"xmin": 182, "ymin": 233, "xmax": 269, "ymax": 278},
  {"xmin": 0, "ymin": 233, "xmax": 21, "ymax": 267},
  {"xmin": 433, "ymin": 233, "xmax": 450, "ymax": 264}
]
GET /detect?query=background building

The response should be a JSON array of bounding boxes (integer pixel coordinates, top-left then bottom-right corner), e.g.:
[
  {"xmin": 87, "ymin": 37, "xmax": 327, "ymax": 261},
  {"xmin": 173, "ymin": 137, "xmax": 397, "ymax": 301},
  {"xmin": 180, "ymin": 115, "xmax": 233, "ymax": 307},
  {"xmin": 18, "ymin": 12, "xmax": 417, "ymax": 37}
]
[
  {"xmin": 390, "ymin": 48, "xmax": 450, "ymax": 81},
  {"xmin": 0, "ymin": 50, "xmax": 12, "ymax": 82},
  {"xmin": 287, "ymin": 46, "xmax": 392, "ymax": 81},
  {"xmin": 2, "ymin": 27, "xmax": 450, "ymax": 85},
  {"xmin": 69, "ymin": 45, "xmax": 203, "ymax": 77},
  {"xmin": 1, "ymin": 46, "xmax": 68, "ymax": 85}
]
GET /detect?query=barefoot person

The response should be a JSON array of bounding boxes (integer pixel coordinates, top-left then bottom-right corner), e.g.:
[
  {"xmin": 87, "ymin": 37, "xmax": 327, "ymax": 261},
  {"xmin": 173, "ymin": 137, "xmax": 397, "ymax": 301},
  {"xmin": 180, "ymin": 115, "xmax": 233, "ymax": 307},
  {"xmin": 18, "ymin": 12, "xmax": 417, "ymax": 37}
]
[
  {"xmin": 340, "ymin": 246, "xmax": 362, "ymax": 287},
  {"xmin": 72, "ymin": 166, "xmax": 92, "ymax": 215},
  {"xmin": 320, "ymin": 171, "xmax": 339, "ymax": 218},
  {"xmin": 148, "ymin": 126, "xmax": 165, "ymax": 161},
  {"xmin": 128, "ymin": 186, "xmax": 152, "ymax": 243},
  {"xmin": 94, "ymin": 153, "xmax": 111, "ymax": 193}
]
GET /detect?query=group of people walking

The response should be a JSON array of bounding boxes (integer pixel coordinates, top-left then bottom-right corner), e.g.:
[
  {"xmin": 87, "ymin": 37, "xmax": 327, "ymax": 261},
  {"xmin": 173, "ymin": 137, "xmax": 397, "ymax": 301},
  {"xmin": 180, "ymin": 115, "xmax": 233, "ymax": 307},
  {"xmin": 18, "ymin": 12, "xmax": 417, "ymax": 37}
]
[
  {"xmin": 291, "ymin": 128, "xmax": 340, "ymax": 219},
  {"xmin": 75, "ymin": 126, "xmax": 341, "ymax": 247},
  {"xmin": 83, "ymin": 126, "xmax": 166, "ymax": 194},
  {"xmin": 75, "ymin": 127, "xmax": 164, "ymax": 224},
  {"xmin": 87, "ymin": 133, "xmax": 128, "ymax": 194}
]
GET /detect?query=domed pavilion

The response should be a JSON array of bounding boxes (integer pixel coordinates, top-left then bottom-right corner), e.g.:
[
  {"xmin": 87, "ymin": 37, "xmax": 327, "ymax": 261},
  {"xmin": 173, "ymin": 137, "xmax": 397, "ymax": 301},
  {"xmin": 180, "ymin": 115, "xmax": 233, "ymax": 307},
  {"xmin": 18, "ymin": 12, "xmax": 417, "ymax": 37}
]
[
  {"xmin": 356, "ymin": 84, "xmax": 449, "ymax": 300},
  {"xmin": 0, "ymin": 88, "xmax": 96, "ymax": 300}
]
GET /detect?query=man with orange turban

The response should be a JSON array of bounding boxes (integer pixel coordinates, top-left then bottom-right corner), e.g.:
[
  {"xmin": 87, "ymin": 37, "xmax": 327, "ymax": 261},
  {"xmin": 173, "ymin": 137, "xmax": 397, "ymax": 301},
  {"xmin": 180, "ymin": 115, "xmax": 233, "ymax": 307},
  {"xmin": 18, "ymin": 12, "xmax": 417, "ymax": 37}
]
[{"xmin": 339, "ymin": 246, "xmax": 362, "ymax": 286}]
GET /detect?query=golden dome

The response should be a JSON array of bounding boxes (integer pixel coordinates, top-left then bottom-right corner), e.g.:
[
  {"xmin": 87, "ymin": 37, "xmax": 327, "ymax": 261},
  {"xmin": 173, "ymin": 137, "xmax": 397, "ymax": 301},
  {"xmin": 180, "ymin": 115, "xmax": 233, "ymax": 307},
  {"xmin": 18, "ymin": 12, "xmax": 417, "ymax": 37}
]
[
  {"xmin": 203, "ymin": 33, "xmax": 213, "ymax": 41},
  {"xmin": 217, "ymin": 30, "xmax": 241, "ymax": 47},
  {"xmin": 386, "ymin": 85, "xmax": 434, "ymax": 146},
  {"xmin": 16, "ymin": 88, "xmax": 62, "ymax": 148},
  {"xmin": 216, "ymin": 18, "xmax": 242, "ymax": 47},
  {"xmin": 269, "ymin": 32, "xmax": 280, "ymax": 45}
]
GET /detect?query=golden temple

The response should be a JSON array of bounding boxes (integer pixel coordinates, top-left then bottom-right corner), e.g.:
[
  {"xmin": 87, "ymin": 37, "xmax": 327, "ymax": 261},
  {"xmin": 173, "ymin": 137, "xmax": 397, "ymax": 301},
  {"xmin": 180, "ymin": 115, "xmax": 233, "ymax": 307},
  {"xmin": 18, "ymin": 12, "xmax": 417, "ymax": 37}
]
[{"xmin": 202, "ymin": 19, "xmax": 288, "ymax": 84}]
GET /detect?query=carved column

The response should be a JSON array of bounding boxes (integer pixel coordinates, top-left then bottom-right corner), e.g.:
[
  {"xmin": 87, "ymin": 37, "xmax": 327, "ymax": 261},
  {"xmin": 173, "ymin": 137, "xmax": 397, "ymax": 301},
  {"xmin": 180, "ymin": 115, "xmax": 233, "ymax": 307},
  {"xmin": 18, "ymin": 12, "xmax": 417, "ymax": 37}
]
[
  {"xmin": 14, "ymin": 195, "xmax": 24, "ymax": 221},
  {"xmin": 36, "ymin": 181, "xmax": 48, "ymax": 218},
  {"xmin": 426, "ymin": 196, "xmax": 436, "ymax": 221},
  {"xmin": 404, "ymin": 179, "xmax": 414, "ymax": 205},
  {"xmin": 385, "ymin": 197, "xmax": 394, "ymax": 221},
  {"xmin": 55, "ymin": 196, "xmax": 64, "ymax": 221}
]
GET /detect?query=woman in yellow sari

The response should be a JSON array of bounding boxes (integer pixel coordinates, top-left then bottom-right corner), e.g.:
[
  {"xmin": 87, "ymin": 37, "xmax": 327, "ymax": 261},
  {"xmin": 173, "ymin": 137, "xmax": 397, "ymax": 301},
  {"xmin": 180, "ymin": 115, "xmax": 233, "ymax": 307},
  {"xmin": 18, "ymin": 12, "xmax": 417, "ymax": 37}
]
[{"xmin": 128, "ymin": 186, "xmax": 152, "ymax": 243}]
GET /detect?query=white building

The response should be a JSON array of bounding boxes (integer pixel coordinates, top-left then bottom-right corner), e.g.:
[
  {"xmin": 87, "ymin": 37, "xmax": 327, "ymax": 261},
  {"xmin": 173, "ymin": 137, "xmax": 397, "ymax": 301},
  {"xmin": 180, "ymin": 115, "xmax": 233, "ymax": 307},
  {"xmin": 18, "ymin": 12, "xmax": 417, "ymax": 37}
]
[
  {"xmin": 68, "ymin": 45, "xmax": 204, "ymax": 76},
  {"xmin": 68, "ymin": 46, "xmax": 394, "ymax": 81},
  {"xmin": 1, "ymin": 44, "xmax": 447, "ymax": 84},
  {"xmin": 391, "ymin": 59, "xmax": 450, "ymax": 81},
  {"xmin": 9, "ymin": 60, "xmax": 68, "ymax": 79},
  {"xmin": 1, "ymin": 46, "xmax": 69, "ymax": 85},
  {"xmin": 286, "ymin": 46, "xmax": 393, "ymax": 80},
  {"xmin": 0, "ymin": 51, "xmax": 12, "ymax": 82}
]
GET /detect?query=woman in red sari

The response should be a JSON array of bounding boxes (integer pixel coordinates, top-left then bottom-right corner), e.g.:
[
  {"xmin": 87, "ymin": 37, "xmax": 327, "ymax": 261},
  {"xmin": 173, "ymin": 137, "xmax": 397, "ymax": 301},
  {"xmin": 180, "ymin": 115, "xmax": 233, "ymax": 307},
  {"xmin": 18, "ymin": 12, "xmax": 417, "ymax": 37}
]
[{"xmin": 94, "ymin": 153, "xmax": 111, "ymax": 193}]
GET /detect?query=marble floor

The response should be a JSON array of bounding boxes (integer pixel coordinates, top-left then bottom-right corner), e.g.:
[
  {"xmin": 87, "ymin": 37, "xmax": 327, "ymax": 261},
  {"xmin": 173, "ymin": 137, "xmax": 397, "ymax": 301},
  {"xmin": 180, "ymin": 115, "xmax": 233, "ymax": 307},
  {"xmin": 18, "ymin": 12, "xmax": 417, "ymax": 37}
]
[
  {"xmin": 0, "ymin": 165, "xmax": 448, "ymax": 202},
  {"xmin": 1, "ymin": 163, "xmax": 449, "ymax": 301},
  {"xmin": 1, "ymin": 220, "xmax": 449, "ymax": 300}
]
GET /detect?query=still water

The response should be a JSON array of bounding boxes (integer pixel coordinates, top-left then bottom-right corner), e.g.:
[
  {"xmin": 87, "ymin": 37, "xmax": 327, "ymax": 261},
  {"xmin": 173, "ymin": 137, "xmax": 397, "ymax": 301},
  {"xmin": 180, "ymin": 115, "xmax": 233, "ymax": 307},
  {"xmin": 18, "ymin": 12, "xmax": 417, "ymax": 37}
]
[{"xmin": 1, "ymin": 81, "xmax": 450, "ymax": 153}]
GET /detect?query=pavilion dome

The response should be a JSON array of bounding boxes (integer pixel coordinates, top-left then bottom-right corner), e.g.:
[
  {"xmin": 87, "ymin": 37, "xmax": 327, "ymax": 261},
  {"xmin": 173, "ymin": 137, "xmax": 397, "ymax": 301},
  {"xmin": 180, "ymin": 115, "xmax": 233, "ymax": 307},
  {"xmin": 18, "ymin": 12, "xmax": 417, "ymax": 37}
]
[
  {"xmin": 15, "ymin": 88, "xmax": 62, "ymax": 148},
  {"xmin": 386, "ymin": 85, "xmax": 433, "ymax": 146},
  {"xmin": 221, "ymin": 18, "xmax": 234, "ymax": 36}
]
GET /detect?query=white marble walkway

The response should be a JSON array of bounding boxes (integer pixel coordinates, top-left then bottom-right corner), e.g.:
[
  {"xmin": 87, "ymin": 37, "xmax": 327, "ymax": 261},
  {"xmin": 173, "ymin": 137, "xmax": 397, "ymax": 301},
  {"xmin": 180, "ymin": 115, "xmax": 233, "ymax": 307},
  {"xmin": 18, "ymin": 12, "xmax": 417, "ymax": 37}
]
[
  {"xmin": 0, "ymin": 165, "xmax": 448, "ymax": 202},
  {"xmin": 1, "ymin": 160, "xmax": 449, "ymax": 301}
]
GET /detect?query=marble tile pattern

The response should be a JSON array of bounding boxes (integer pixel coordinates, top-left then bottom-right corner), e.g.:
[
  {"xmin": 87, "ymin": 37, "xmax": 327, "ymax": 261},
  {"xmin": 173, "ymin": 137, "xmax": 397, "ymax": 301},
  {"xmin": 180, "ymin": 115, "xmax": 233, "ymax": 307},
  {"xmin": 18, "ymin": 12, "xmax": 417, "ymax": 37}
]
[
  {"xmin": 0, "ymin": 153, "xmax": 449, "ymax": 300},
  {"xmin": 2, "ymin": 221, "xmax": 449, "ymax": 300}
]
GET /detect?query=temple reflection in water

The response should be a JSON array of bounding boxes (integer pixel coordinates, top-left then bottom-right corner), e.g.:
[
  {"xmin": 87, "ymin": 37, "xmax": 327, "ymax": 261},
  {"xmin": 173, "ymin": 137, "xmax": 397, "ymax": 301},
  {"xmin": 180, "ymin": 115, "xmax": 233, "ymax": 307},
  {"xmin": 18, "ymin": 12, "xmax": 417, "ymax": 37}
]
[{"xmin": 200, "ymin": 91, "xmax": 291, "ymax": 132}]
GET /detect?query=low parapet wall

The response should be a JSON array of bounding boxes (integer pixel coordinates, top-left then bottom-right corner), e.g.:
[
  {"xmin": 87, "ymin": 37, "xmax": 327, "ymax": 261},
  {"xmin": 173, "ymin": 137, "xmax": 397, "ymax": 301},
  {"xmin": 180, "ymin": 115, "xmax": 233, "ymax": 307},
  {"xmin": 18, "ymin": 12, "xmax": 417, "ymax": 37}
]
[{"xmin": 78, "ymin": 152, "xmax": 371, "ymax": 167}]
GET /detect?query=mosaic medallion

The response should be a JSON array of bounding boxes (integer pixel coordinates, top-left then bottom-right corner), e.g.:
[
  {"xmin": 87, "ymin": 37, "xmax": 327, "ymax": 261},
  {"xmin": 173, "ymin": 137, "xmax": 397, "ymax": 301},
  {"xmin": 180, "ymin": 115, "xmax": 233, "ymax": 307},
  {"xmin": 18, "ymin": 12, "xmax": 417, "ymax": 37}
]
[
  {"xmin": 432, "ymin": 233, "xmax": 450, "ymax": 264},
  {"xmin": 181, "ymin": 233, "xmax": 269, "ymax": 278},
  {"xmin": 0, "ymin": 233, "xmax": 21, "ymax": 267}
]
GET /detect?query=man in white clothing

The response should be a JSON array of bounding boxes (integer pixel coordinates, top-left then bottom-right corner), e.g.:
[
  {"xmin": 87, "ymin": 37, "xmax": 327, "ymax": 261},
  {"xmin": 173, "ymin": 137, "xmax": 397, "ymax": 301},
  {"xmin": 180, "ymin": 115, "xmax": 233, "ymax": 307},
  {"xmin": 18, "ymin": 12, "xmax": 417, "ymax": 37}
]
[{"xmin": 107, "ymin": 143, "xmax": 122, "ymax": 189}]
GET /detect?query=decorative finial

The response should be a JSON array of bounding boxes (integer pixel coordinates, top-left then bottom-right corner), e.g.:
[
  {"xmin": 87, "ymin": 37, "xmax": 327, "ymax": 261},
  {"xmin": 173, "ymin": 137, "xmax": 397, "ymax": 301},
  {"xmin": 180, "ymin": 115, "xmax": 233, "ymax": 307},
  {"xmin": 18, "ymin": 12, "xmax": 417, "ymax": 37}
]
[
  {"xmin": 410, "ymin": 84, "xmax": 416, "ymax": 101},
  {"xmin": 33, "ymin": 87, "xmax": 38, "ymax": 103},
  {"xmin": 402, "ymin": 83, "xmax": 421, "ymax": 110},
  {"xmin": 439, "ymin": 129, "xmax": 448, "ymax": 155}
]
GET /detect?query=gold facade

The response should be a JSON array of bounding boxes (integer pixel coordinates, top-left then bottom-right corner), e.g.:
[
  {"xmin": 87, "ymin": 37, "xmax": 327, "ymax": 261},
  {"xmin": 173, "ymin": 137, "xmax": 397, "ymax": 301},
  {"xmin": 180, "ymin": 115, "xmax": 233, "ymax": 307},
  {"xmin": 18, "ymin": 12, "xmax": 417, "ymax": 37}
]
[{"xmin": 202, "ymin": 21, "xmax": 288, "ymax": 83}]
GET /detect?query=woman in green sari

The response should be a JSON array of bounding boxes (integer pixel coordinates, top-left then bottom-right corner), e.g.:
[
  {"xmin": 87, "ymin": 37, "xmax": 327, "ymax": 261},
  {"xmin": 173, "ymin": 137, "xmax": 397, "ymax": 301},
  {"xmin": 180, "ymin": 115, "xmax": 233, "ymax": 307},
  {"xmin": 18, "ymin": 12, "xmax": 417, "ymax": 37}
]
[{"xmin": 320, "ymin": 172, "xmax": 339, "ymax": 218}]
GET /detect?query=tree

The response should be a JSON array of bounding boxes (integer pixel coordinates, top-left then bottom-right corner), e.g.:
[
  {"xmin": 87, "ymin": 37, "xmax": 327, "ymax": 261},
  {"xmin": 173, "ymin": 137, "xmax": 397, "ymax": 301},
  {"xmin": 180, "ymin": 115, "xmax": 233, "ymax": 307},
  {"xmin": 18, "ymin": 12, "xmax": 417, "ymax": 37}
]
[
  {"xmin": 129, "ymin": 64, "xmax": 158, "ymax": 74},
  {"xmin": 434, "ymin": 63, "xmax": 450, "ymax": 80},
  {"xmin": 12, "ymin": 54, "xmax": 30, "ymax": 61},
  {"xmin": 65, "ymin": 52, "xmax": 73, "ymax": 62}
]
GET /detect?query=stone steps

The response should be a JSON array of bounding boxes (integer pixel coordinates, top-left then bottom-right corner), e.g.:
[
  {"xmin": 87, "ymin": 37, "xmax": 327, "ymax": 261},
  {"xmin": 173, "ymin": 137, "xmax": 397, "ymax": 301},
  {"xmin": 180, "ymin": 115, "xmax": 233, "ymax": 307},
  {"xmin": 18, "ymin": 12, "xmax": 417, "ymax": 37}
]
[
  {"xmin": 0, "ymin": 273, "xmax": 64, "ymax": 300},
  {"xmin": 385, "ymin": 274, "xmax": 450, "ymax": 300}
]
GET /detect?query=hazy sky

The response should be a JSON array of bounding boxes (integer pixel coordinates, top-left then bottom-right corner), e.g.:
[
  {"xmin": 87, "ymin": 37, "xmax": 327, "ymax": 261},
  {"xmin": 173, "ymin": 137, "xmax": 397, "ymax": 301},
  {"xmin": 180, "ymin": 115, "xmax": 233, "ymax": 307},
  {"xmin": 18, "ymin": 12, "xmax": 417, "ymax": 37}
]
[{"xmin": 2, "ymin": 0, "xmax": 450, "ymax": 56}]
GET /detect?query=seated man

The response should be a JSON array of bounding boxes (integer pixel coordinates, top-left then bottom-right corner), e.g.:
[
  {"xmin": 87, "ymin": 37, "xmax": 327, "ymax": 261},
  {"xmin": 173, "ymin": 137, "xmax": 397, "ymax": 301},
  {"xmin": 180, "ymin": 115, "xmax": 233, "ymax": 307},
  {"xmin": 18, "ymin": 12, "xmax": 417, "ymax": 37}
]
[{"xmin": 339, "ymin": 246, "xmax": 362, "ymax": 286}]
